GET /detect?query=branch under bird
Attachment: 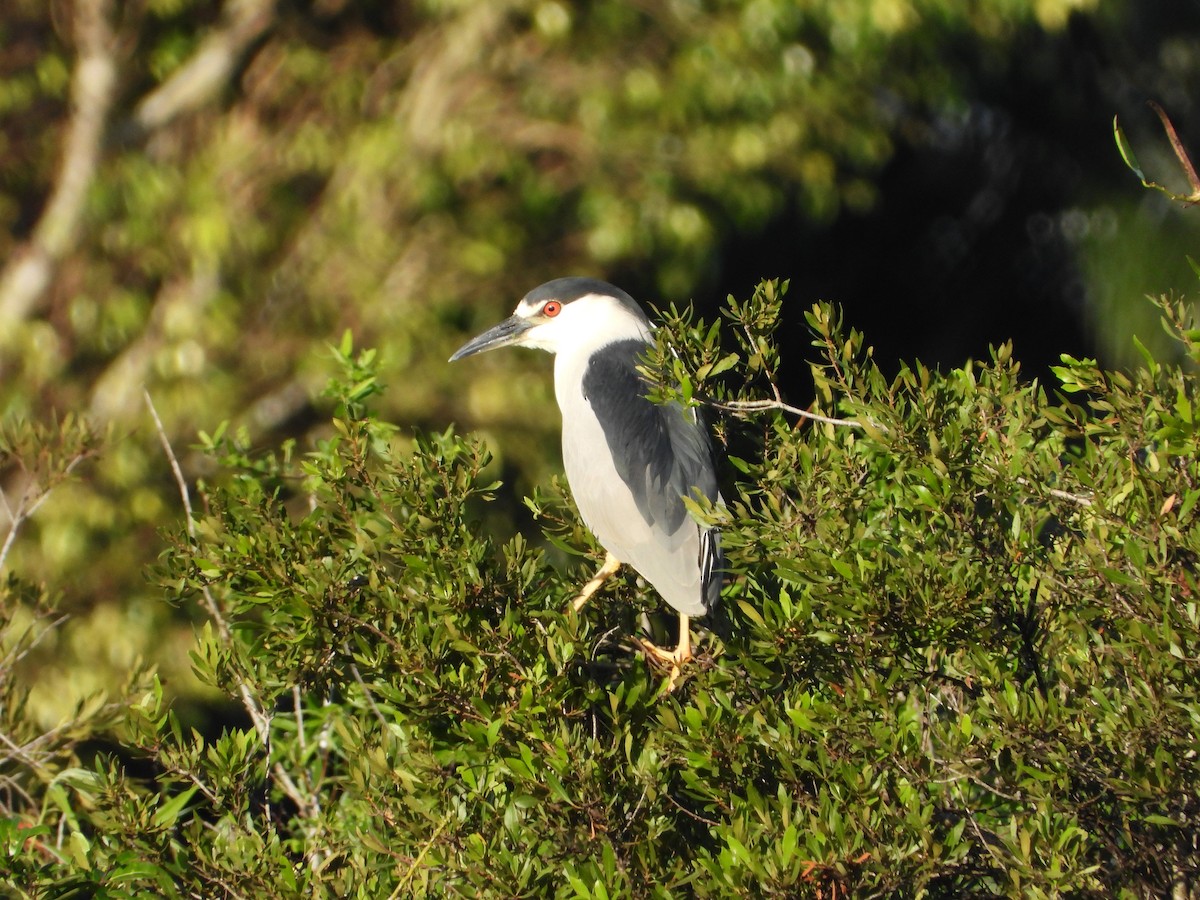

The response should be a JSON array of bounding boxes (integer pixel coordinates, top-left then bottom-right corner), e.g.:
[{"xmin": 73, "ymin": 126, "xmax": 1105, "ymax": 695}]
[{"xmin": 449, "ymin": 277, "xmax": 724, "ymax": 690}]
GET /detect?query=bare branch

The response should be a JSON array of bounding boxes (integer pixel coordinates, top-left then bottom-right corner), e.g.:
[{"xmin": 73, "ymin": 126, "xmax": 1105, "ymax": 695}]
[
  {"xmin": 1010, "ymin": 476, "xmax": 1093, "ymax": 508},
  {"xmin": 1149, "ymin": 101, "xmax": 1200, "ymax": 199},
  {"xmin": 1045, "ymin": 486, "xmax": 1094, "ymax": 508},
  {"xmin": 708, "ymin": 396, "xmax": 874, "ymax": 430},
  {"xmin": 0, "ymin": 494, "xmax": 28, "ymax": 575},
  {"xmin": 0, "ymin": 614, "xmax": 71, "ymax": 672},
  {"xmin": 143, "ymin": 391, "xmax": 271, "ymax": 743},
  {"xmin": 0, "ymin": 455, "xmax": 90, "ymax": 574},
  {"xmin": 0, "ymin": 0, "xmax": 118, "ymax": 327},
  {"xmin": 144, "ymin": 391, "xmax": 195, "ymax": 527},
  {"xmin": 119, "ymin": 0, "xmax": 277, "ymax": 142}
]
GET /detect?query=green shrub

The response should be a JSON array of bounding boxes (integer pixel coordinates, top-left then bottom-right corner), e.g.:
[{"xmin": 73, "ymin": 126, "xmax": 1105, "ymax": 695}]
[{"xmin": 3, "ymin": 284, "xmax": 1199, "ymax": 897}]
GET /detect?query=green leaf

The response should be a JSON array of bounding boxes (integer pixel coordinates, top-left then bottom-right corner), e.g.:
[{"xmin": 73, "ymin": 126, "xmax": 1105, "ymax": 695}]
[
  {"xmin": 780, "ymin": 822, "xmax": 798, "ymax": 866},
  {"xmin": 1131, "ymin": 334, "xmax": 1158, "ymax": 377},
  {"xmin": 152, "ymin": 784, "xmax": 200, "ymax": 829},
  {"xmin": 1113, "ymin": 116, "xmax": 1145, "ymax": 180},
  {"xmin": 736, "ymin": 599, "xmax": 765, "ymax": 628},
  {"xmin": 1140, "ymin": 813, "xmax": 1179, "ymax": 827},
  {"xmin": 707, "ymin": 352, "xmax": 741, "ymax": 378}
]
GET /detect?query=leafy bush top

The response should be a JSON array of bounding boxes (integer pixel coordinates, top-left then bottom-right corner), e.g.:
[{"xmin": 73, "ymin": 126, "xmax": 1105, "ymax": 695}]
[{"xmin": 3, "ymin": 284, "xmax": 1199, "ymax": 897}]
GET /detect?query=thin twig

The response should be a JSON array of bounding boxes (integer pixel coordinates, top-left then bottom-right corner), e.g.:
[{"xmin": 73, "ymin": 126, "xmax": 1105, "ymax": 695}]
[
  {"xmin": 1045, "ymin": 486, "xmax": 1094, "ymax": 508},
  {"xmin": 271, "ymin": 761, "xmax": 313, "ymax": 821},
  {"xmin": 0, "ymin": 729, "xmax": 50, "ymax": 771},
  {"xmin": 158, "ymin": 755, "xmax": 220, "ymax": 807},
  {"xmin": 391, "ymin": 810, "xmax": 455, "ymax": 898},
  {"xmin": 1, "ymin": 614, "xmax": 71, "ymax": 670},
  {"xmin": 144, "ymin": 391, "xmax": 326, "ymax": 845},
  {"xmin": 662, "ymin": 791, "xmax": 721, "ymax": 827},
  {"xmin": 951, "ymin": 779, "xmax": 1004, "ymax": 864},
  {"xmin": 144, "ymin": 391, "xmax": 194, "ymax": 526},
  {"xmin": 740, "ymin": 321, "xmax": 786, "ymax": 407},
  {"xmin": 707, "ymin": 396, "xmax": 869, "ymax": 429},
  {"xmin": 1012, "ymin": 477, "xmax": 1093, "ymax": 508},
  {"xmin": 0, "ymin": 483, "xmax": 13, "ymax": 524},
  {"xmin": 0, "ymin": 456, "xmax": 89, "ymax": 573},
  {"xmin": 0, "ymin": 499, "xmax": 27, "ymax": 574},
  {"xmin": 143, "ymin": 392, "xmax": 272, "ymax": 743},
  {"xmin": 0, "ymin": 770, "xmax": 39, "ymax": 816}
]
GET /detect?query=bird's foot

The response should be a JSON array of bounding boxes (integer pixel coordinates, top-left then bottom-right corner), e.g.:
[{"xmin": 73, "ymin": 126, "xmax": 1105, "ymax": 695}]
[
  {"xmin": 633, "ymin": 634, "xmax": 691, "ymax": 693},
  {"xmin": 570, "ymin": 552, "xmax": 622, "ymax": 613}
]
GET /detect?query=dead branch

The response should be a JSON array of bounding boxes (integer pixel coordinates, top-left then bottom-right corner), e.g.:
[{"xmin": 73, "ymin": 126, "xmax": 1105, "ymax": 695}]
[
  {"xmin": 709, "ymin": 396, "xmax": 869, "ymax": 429},
  {"xmin": 118, "ymin": 0, "xmax": 277, "ymax": 143},
  {"xmin": 1149, "ymin": 101, "xmax": 1200, "ymax": 199},
  {"xmin": 0, "ymin": 0, "xmax": 118, "ymax": 326}
]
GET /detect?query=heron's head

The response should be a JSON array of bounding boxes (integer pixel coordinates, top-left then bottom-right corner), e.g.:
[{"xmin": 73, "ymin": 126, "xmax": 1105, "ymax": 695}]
[{"xmin": 449, "ymin": 277, "xmax": 652, "ymax": 361}]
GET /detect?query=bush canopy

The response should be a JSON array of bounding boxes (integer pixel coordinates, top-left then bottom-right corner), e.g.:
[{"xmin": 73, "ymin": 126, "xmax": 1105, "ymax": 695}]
[{"xmin": 3, "ymin": 282, "xmax": 1199, "ymax": 896}]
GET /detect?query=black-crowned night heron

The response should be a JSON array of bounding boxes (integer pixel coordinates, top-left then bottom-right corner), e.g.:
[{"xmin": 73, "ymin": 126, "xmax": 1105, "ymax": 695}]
[{"xmin": 450, "ymin": 277, "xmax": 723, "ymax": 689}]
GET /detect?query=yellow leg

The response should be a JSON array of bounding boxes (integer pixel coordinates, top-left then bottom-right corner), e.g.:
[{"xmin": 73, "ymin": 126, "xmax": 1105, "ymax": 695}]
[
  {"xmin": 571, "ymin": 552, "xmax": 622, "ymax": 612},
  {"xmin": 635, "ymin": 612, "xmax": 692, "ymax": 692}
]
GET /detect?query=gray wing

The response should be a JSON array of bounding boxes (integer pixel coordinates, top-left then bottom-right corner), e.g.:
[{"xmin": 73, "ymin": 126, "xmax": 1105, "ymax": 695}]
[{"xmin": 582, "ymin": 340, "xmax": 723, "ymax": 610}]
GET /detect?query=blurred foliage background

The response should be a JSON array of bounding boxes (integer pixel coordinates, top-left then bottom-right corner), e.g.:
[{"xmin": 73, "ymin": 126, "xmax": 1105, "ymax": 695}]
[{"xmin": 0, "ymin": 0, "xmax": 1198, "ymax": 731}]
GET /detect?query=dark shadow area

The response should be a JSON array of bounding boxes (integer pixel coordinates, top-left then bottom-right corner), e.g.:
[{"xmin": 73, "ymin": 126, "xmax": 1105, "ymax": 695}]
[{"xmin": 709, "ymin": 7, "xmax": 1200, "ymax": 399}]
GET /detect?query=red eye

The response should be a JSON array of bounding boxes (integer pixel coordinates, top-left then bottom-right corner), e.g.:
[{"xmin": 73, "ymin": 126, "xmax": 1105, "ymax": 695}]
[{"xmin": 542, "ymin": 300, "xmax": 562, "ymax": 317}]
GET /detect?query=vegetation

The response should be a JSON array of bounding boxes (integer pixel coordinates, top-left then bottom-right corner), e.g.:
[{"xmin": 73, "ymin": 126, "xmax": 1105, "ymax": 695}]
[
  {"xmin": 2, "ymin": 0, "xmax": 1199, "ymax": 895},
  {"xmin": 4, "ymin": 280, "xmax": 1200, "ymax": 895}
]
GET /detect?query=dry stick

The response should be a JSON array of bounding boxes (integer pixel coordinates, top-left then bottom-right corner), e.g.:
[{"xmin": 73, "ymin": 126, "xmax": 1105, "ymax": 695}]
[
  {"xmin": 143, "ymin": 391, "xmax": 261, "ymax": 731},
  {"xmin": 0, "ymin": 481, "xmax": 14, "ymax": 530},
  {"xmin": 143, "ymin": 394, "xmax": 235, "ymax": 640},
  {"xmin": 391, "ymin": 811, "xmax": 455, "ymax": 898},
  {"xmin": 0, "ymin": 456, "xmax": 89, "ymax": 573},
  {"xmin": 701, "ymin": 327, "xmax": 876, "ymax": 430},
  {"xmin": 0, "ymin": 0, "xmax": 118, "ymax": 327},
  {"xmin": 0, "ymin": 492, "xmax": 33, "ymax": 575},
  {"xmin": 1045, "ymin": 486, "xmax": 1093, "ymax": 508},
  {"xmin": 120, "ymin": 0, "xmax": 277, "ymax": 141},
  {"xmin": 143, "ymin": 391, "xmax": 315, "ymax": 826},
  {"xmin": 1149, "ymin": 100, "xmax": 1200, "ymax": 198},
  {"xmin": 708, "ymin": 396, "xmax": 867, "ymax": 429}
]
